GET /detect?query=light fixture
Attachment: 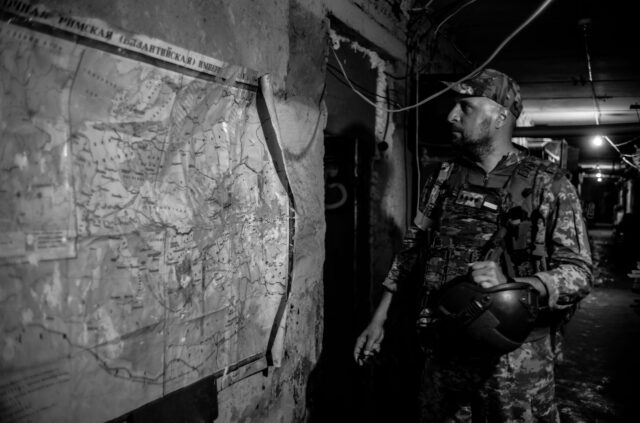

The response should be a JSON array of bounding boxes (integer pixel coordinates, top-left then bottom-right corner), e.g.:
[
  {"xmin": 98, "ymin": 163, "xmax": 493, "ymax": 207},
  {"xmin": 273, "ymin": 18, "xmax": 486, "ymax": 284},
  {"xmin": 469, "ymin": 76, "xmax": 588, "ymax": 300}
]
[
  {"xmin": 631, "ymin": 103, "xmax": 640, "ymax": 122},
  {"xmin": 592, "ymin": 135, "xmax": 604, "ymax": 147}
]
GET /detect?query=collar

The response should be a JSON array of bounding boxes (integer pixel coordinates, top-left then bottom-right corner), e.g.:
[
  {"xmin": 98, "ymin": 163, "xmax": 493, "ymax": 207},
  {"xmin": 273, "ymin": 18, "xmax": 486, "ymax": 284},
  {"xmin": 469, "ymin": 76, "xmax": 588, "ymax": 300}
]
[
  {"xmin": 457, "ymin": 142, "xmax": 530, "ymax": 173},
  {"xmin": 501, "ymin": 143, "xmax": 530, "ymax": 167}
]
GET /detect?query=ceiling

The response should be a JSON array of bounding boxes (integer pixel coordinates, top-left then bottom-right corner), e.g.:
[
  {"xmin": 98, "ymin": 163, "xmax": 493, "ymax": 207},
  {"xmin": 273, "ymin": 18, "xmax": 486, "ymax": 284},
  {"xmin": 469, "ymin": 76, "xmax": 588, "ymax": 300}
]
[{"xmin": 424, "ymin": 0, "xmax": 640, "ymax": 167}]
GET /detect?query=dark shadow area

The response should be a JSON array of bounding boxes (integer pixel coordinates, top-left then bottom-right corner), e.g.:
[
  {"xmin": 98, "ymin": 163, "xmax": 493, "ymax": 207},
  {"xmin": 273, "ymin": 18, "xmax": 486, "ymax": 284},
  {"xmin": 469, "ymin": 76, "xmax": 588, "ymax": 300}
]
[
  {"xmin": 556, "ymin": 228, "xmax": 640, "ymax": 422},
  {"xmin": 307, "ymin": 125, "xmax": 424, "ymax": 423},
  {"xmin": 307, "ymin": 16, "xmax": 425, "ymax": 417},
  {"xmin": 306, "ymin": 23, "xmax": 380, "ymax": 420},
  {"xmin": 307, "ymin": 124, "xmax": 375, "ymax": 422},
  {"xmin": 369, "ymin": 265, "xmax": 423, "ymax": 423},
  {"xmin": 308, "ymin": 21, "xmax": 466, "ymax": 423}
]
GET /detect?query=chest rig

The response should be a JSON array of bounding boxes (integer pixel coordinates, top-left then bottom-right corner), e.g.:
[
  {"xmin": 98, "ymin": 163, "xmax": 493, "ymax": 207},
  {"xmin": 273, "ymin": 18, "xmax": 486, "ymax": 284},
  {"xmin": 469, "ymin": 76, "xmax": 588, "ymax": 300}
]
[{"xmin": 417, "ymin": 156, "xmax": 560, "ymax": 329}]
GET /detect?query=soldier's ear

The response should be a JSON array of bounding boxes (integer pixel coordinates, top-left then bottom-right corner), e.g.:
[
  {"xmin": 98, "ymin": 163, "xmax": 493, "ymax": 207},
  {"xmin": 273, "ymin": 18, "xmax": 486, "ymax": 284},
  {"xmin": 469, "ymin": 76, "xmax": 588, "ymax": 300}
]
[{"xmin": 495, "ymin": 108, "xmax": 509, "ymax": 128}]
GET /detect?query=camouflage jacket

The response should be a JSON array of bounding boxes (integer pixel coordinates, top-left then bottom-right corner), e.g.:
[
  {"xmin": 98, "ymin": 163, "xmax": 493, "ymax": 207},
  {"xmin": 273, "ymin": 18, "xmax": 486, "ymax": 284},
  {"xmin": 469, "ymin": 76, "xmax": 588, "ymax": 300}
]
[{"xmin": 382, "ymin": 147, "xmax": 593, "ymax": 311}]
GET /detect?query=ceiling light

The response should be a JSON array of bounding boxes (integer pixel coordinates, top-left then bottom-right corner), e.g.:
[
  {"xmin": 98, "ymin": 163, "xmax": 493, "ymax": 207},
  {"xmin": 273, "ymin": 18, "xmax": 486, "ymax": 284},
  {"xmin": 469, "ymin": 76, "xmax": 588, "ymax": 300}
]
[{"xmin": 592, "ymin": 135, "xmax": 604, "ymax": 147}]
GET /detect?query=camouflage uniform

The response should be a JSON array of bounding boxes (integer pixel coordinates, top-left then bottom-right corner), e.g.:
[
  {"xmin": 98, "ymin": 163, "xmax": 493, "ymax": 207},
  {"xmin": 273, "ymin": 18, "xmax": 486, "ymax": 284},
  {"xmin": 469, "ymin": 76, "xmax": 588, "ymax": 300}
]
[{"xmin": 382, "ymin": 147, "xmax": 593, "ymax": 422}]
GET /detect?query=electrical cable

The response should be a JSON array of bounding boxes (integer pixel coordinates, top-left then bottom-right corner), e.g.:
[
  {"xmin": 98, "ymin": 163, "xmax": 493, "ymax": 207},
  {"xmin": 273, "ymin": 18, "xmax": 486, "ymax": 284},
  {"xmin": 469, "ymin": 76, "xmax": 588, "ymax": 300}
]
[
  {"xmin": 415, "ymin": 72, "xmax": 420, "ymax": 212},
  {"xmin": 384, "ymin": 70, "xmax": 411, "ymax": 80},
  {"xmin": 379, "ymin": 82, "xmax": 393, "ymax": 147},
  {"xmin": 581, "ymin": 21, "xmax": 639, "ymax": 171},
  {"xmin": 399, "ymin": 1, "xmax": 461, "ymax": 81},
  {"xmin": 404, "ymin": 38, "xmax": 415, "ymax": 225},
  {"xmin": 386, "ymin": 18, "xmax": 435, "ymax": 81},
  {"xmin": 614, "ymin": 135, "xmax": 640, "ymax": 148},
  {"xmin": 581, "ymin": 21, "xmax": 601, "ymax": 125},
  {"xmin": 604, "ymin": 135, "xmax": 640, "ymax": 171},
  {"xmin": 330, "ymin": 0, "xmax": 555, "ymax": 113},
  {"xmin": 433, "ymin": 0, "xmax": 477, "ymax": 40},
  {"xmin": 450, "ymin": 40, "xmax": 474, "ymax": 66},
  {"xmin": 410, "ymin": 0, "xmax": 436, "ymax": 13},
  {"xmin": 421, "ymin": 0, "xmax": 477, "ymax": 76},
  {"xmin": 326, "ymin": 64, "xmax": 402, "ymax": 107}
]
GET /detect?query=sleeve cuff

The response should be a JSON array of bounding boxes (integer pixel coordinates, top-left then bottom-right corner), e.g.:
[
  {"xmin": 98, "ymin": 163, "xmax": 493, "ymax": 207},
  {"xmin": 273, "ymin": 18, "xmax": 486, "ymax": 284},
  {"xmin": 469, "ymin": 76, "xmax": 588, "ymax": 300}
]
[
  {"xmin": 413, "ymin": 210, "xmax": 430, "ymax": 231},
  {"xmin": 382, "ymin": 278, "xmax": 398, "ymax": 293},
  {"xmin": 534, "ymin": 271, "xmax": 559, "ymax": 308}
]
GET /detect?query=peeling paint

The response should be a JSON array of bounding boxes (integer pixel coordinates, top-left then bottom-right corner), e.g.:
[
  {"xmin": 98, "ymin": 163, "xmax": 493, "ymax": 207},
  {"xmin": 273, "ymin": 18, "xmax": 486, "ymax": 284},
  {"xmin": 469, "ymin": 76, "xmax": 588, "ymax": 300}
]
[
  {"xmin": 2, "ymin": 337, "xmax": 16, "ymax": 362},
  {"xmin": 14, "ymin": 152, "xmax": 28, "ymax": 170},
  {"xmin": 1, "ymin": 0, "xmax": 336, "ymax": 421},
  {"xmin": 27, "ymin": 252, "xmax": 39, "ymax": 265},
  {"xmin": 43, "ymin": 262, "xmax": 63, "ymax": 310},
  {"xmin": 228, "ymin": 7, "xmax": 236, "ymax": 26},
  {"xmin": 21, "ymin": 308, "xmax": 34, "ymax": 325},
  {"xmin": 329, "ymin": 29, "xmax": 395, "ymax": 149},
  {"xmin": 80, "ymin": 323, "xmax": 90, "ymax": 345},
  {"xmin": 94, "ymin": 306, "xmax": 124, "ymax": 359}
]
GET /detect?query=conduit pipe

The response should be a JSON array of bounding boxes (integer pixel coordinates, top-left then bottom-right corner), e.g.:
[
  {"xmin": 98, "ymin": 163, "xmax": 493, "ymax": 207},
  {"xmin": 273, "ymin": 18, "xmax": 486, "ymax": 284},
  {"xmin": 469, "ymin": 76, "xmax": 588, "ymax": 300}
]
[
  {"xmin": 578, "ymin": 162, "xmax": 626, "ymax": 171},
  {"xmin": 513, "ymin": 123, "xmax": 640, "ymax": 138}
]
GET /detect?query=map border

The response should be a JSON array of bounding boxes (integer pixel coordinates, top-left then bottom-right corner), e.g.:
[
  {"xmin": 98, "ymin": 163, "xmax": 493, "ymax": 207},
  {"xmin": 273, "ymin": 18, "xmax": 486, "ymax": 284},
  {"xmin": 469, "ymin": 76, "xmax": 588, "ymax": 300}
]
[{"xmin": 0, "ymin": 0, "xmax": 296, "ymax": 412}]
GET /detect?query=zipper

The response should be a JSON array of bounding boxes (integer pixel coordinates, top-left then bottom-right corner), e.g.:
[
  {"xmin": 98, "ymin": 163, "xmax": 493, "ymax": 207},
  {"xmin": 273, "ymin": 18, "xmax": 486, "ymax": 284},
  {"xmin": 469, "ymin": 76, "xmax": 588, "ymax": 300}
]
[{"xmin": 483, "ymin": 152, "xmax": 516, "ymax": 187}]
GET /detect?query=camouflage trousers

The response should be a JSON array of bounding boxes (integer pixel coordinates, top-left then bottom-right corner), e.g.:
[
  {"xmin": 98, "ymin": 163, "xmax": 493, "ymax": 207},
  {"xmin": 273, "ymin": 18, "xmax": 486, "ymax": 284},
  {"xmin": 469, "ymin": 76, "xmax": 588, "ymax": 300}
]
[{"xmin": 419, "ymin": 333, "xmax": 559, "ymax": 423}]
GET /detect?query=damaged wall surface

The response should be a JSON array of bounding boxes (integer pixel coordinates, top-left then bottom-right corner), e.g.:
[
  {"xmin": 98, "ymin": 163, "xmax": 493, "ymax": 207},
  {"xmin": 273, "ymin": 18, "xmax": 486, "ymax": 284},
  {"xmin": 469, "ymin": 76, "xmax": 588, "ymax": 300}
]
[{"xmin": 0, "ymin": 0, "xmax": 462, "ymax": 422}]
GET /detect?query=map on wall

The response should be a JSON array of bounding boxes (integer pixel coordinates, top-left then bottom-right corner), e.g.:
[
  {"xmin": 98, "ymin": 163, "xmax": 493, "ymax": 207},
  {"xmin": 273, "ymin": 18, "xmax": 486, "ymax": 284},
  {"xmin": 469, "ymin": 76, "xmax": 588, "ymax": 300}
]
[{"xmin": 0, "ymin": 2, "xmax": 292, "ymax": 422}]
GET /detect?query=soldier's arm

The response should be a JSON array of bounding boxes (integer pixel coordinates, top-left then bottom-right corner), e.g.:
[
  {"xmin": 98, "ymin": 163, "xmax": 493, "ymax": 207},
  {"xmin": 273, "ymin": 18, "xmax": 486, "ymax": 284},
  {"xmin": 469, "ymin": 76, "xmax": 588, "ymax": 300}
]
[
  {"xmin": 355, "ymin": 212, "xmax": 433, "ymax": 364},
  {"xmin": 532, "ymin": 176, "xmax": 593, "ymax": 309},
  {"xmin": 382, "ymin": 162, "xmax": 446, "ymax": 292},
  {"xmin": 381, "ymin": 213, "xmax": 432, "ymax": 292},
  {"xmin": 355, "ymin": 164, "xmax": 444, "ymax": 364}
]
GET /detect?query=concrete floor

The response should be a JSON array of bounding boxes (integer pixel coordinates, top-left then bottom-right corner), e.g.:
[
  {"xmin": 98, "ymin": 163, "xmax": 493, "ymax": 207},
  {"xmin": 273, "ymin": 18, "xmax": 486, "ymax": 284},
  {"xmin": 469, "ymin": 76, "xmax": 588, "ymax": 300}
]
[{"xmin": 556, "ymin": 228, "xmax": 640, "ymax": 422}]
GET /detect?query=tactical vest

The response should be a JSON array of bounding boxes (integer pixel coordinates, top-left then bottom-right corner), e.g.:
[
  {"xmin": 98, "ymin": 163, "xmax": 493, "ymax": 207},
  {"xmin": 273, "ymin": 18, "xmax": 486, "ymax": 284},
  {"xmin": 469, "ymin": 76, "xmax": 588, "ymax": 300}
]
[{"xmin": 417, "ymin": 155, "xmax": 564, "ymax": 329}]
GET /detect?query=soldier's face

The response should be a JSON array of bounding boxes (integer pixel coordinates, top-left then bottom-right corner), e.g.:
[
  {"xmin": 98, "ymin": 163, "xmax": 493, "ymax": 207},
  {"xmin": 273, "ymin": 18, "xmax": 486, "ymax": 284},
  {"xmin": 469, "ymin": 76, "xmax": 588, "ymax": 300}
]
[{"xmin": 447, "ymin": 97, "xmax": 501, "ymax": 155}]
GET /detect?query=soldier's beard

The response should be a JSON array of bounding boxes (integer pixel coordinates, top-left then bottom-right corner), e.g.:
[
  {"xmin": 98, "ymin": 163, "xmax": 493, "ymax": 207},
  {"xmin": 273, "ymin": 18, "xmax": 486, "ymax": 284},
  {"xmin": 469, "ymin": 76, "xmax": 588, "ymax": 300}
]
[
  {"xmin": 452, "ymin": 135, "xmax": 492, "ymax": 158},
  {"xmin": 451, "ymin": 119, "xmax": 493, "ymax": 159}
]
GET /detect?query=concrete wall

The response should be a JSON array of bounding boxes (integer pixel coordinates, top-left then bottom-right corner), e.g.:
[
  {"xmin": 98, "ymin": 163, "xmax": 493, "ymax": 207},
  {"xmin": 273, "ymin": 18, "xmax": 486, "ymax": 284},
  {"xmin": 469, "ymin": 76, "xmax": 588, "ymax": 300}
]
[
  {"xmin": 61, "ymin": 1, "xmax": 321, "ymax": 421},
  {"xmin": 1, "ymin": 0, "xmax": 462, "ymax": 421}
]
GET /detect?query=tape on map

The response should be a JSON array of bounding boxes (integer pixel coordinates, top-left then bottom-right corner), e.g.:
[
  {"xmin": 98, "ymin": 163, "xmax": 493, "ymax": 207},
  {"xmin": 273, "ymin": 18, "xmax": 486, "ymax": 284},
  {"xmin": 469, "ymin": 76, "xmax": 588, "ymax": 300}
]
[{"xmin": 257, "ymin": 74, "xmax": 297, "ymax": 210}]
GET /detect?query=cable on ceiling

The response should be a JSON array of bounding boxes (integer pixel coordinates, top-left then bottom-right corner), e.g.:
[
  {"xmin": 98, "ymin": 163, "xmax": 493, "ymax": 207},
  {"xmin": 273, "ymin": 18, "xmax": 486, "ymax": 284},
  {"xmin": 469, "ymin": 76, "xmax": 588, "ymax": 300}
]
[
  {"xmin": 326, "ymin": 63, "xmax": 402, "ymax": 107},
  {"xmin": 330, "ymin": 0, "xmax": 555, "ymax": 113},
  {"xmin": 422, "ymin": 0, "xmax": 477, "ymax": 75},
  {"xmin": 581, "ymin": 19, "xmax": 640, "ymax": 171},
  {"xmin": 613, "ymin": 135, "xmax": 640, "ymax": 148},
  {"xmin": 433, "ymin": 0, "xmax": 477, "ymax": 37},
  {"xmin": 604, "ymin": 136, "xmax": 640, "ymax": 171},
  {"xmin": 581, "ymin": 19, "xmax": 602, "ymax": 125}
]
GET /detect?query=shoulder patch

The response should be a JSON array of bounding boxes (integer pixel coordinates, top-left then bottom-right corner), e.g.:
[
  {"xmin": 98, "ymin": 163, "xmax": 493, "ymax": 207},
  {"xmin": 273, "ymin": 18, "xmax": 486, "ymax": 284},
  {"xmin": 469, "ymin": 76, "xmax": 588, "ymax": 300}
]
[
  {"xmin": 527, "ymin": 158, "xmax": 569, "ymax": 181},
  {"xmin": 516, "ymin": 156, "xmax": 540, "ymax": 178},
  {"xmin": 419, "ymin": 161, "xmax": 454, "ymax": 218},
  {"xmin": 542, "ymin": 161, "xmax": 569, "ymax": 180}
]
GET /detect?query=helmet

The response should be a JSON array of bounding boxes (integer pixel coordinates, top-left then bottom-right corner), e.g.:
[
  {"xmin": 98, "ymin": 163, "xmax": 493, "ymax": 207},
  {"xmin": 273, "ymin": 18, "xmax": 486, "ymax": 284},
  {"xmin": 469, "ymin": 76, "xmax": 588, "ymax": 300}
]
[{"xmin": 434, "ymin": 278, "xmax": 540, "ymax": 355}]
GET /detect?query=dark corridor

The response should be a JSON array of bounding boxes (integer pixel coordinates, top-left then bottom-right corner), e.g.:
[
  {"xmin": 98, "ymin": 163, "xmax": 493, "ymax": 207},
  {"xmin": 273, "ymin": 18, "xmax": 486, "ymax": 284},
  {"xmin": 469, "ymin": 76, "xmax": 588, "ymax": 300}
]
[
  {"xmin": 316, "ymin": 13, "xmax": 640, "ymax": 423},
  {"xmin": 556, "ymin": 227, "xmax": 640, "ymax": 422},
  {"xmin": 316, "ymin": 220, "xmax": 640, "ymax": 423}
]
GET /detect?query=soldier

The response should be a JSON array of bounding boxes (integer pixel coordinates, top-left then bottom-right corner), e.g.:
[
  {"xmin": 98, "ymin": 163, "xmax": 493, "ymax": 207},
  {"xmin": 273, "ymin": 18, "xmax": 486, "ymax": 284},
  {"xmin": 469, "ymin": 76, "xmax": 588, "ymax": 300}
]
[{"xmin": 353, "ymin": 69, "xmax": 592, "ymax": 422}]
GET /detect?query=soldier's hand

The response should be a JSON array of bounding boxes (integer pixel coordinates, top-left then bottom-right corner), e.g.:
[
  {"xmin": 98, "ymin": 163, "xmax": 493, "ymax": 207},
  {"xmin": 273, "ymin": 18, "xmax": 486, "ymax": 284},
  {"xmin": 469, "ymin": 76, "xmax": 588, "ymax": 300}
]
[
  {"xmin": 468, "ymin": 260, "xmax": 508, "ymax": 288},
  {"xmin": 353, "ymin": 320, "xmax": 384, "ymax": 366}
]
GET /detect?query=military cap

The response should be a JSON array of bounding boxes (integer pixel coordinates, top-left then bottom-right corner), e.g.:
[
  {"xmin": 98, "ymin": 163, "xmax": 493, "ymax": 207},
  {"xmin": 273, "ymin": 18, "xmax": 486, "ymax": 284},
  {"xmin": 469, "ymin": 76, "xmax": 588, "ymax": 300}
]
[{"xmin": 446, "ymin": 68, "xmax": 523, "ymax": 118}]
